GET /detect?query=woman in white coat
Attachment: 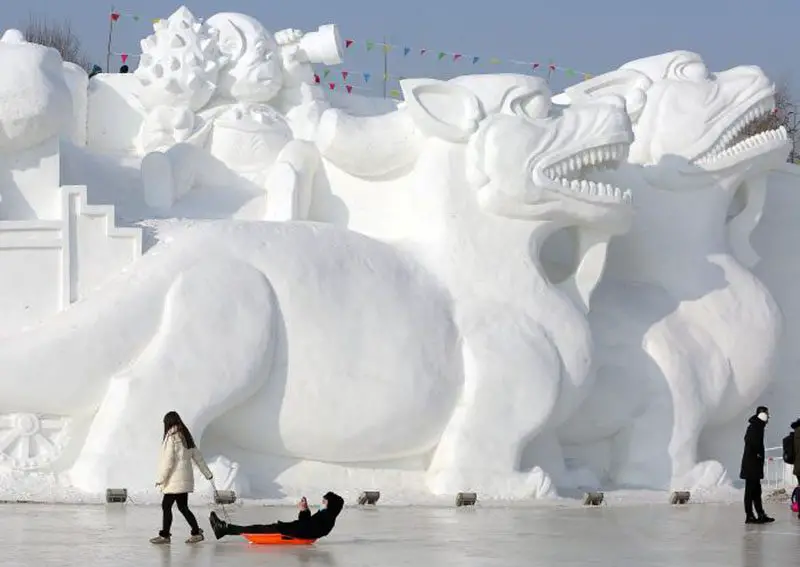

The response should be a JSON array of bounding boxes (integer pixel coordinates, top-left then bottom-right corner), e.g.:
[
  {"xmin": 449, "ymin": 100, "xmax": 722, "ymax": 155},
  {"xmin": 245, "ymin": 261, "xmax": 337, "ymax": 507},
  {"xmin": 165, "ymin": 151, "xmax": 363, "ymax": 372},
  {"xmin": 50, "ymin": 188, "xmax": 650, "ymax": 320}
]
[{"xmin": 150, "ymin": 411, "xmax": 214, "ymax": 544}]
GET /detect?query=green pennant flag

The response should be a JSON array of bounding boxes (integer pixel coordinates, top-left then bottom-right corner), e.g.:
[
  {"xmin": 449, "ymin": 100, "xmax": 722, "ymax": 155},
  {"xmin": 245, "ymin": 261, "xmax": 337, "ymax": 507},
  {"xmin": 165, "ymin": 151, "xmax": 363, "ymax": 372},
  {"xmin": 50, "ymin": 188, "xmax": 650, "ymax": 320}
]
[
  {"xmin": 489, "ymin": 57, "xmax": 501, "ymax": 64},
  {"xmin": 133, "ymin": 15, "xmax": 140, "ymax": 21},
  {"xmin": 366, "ymin": 41, "xmax": 375, "ymax": 51},
  {"xmin": 565, "ymin": 68, "xmax": 575, "ymax": 76},
  {"xmin": 323, "ymin": 69, "xmax": 330, "ymax": 78},
  {"xmin": 383, "ymin": 44, "xmax": 391, "ymax": 53},
  {"xmin": 389, "ymin": 89, "xmax": 401, "ymax": 98},
  {"xmin": 437, "ymin": 52, "xmax": 446, "ymax": 60}
]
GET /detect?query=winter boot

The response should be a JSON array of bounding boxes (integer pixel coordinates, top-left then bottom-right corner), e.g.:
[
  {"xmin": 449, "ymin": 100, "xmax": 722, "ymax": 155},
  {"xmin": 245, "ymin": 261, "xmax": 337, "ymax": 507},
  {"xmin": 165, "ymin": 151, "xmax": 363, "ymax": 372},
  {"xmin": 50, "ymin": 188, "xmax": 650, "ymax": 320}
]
[
  {"xmin": 756, "ymin": 515, "xmax": 775, "ymax": 524},
  {"xmin": 745, "ymin": 516, "xmax": 759, "ymax": 524},
  {"xmin": 186, "ymin": 529, "xmax": 204, "ymax": 544},
  {"xmin": 209, "ymin": 511, "xmax": 227, "ymax": 540},
  {"xmin": 149, "ymin": 535, "xmax": 171, "ymax": 544}
]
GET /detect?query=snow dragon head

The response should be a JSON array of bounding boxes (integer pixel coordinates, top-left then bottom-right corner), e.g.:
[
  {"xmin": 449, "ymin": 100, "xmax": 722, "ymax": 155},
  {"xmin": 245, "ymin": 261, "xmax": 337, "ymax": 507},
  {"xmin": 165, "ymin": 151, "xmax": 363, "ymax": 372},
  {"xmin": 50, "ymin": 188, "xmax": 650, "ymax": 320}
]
[
  {"xmin": 401, "ymin": 74, "xmax": 634, "ymax": 235},
  {"xmin": 557, "ymin": 51, "xmax": 790, "ymax": 187},
  {"xmin": 555, "ymin": 51, "xmax": 791, "ymax": 267}
]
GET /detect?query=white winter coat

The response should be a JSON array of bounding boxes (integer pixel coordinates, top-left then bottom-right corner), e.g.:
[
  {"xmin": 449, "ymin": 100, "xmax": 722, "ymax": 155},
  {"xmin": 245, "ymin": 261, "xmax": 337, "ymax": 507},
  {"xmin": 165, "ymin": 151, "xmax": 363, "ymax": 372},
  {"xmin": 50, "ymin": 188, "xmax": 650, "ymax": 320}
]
[{"xmin": 156, "ymin": 427, "xmax": 213, "ymax": 494}]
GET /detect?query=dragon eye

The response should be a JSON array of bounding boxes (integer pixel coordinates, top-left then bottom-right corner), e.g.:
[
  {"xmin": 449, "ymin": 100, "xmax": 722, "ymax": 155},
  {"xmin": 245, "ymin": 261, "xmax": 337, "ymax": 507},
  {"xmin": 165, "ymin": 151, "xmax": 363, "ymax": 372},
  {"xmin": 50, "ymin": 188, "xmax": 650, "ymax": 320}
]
[{"xmin": 508, "ymin": 91, "xmax": 551, "ymax": 120}]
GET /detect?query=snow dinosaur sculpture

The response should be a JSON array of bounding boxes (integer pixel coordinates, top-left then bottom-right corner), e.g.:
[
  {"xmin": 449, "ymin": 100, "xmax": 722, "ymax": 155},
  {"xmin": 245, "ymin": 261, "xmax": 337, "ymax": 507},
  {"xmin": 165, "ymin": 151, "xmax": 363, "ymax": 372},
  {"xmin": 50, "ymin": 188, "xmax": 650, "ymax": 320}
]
[
  {"xmin": 553, "ymin": 51, "xmax": 790, "ymax": 490},
  {"xmin": 0, "ymin": 68, "xmax": 634, "ymax": 498}
]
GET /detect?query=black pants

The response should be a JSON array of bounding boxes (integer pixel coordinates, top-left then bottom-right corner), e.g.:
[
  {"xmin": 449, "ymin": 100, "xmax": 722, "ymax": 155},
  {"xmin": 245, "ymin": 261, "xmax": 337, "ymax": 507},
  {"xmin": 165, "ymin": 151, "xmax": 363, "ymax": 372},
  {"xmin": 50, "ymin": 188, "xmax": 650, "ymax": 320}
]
[
  {"xmin": 743, "ymin": 478, "xmax": 765, "ymax": 518},
  {"xmin": 160, "ymin": 493, "xmax": 201, "ymax": 537},
  {"xmin": 225, "ymin": 522, "xmax": 281, "ymax": 536}
]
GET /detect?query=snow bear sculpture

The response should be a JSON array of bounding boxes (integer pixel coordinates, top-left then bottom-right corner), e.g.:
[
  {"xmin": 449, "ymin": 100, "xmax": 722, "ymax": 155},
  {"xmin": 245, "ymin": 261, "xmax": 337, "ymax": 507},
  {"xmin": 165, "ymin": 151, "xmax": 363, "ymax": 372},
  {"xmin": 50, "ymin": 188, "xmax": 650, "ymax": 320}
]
[{"xmin": 553, "ymin": 51, "xmax": 790, "ymax": 490}]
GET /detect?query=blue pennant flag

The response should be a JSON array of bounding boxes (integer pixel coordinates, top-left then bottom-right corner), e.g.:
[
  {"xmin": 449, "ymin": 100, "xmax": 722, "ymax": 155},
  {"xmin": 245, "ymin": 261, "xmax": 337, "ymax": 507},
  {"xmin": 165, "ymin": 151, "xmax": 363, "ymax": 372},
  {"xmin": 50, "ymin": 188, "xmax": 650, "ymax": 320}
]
[
  {"xmin": 363, "ymin": 72, "xmax": 371, "ymax": 83},
  {"xmin": 404, "ymin": 47, "xmax": 411, "ymax": 56}
]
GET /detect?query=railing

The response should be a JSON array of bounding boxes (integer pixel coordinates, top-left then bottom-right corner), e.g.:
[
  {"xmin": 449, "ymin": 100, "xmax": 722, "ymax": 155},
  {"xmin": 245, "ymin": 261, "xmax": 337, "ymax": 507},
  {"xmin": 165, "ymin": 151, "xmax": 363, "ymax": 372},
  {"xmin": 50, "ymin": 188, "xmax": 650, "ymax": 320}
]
[{"xmin": 763, "ymin": 446, "xmax": 795, "ymax": 489}]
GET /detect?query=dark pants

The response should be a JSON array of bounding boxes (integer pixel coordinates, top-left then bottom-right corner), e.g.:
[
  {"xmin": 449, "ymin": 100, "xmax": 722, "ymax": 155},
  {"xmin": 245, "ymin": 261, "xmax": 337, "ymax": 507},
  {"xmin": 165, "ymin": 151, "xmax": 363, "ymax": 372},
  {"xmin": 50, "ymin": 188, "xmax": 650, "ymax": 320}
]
[
  {"xmin": 743, "ymin": 478, "xmax": 765, "ymax": 518},
  {"xmin": 225, "ymin": 522, "xmax": 281, "ymax": 536},
  {"xmin": 160, "ymin": 493, "xmax": 201, "ymax": 537}
]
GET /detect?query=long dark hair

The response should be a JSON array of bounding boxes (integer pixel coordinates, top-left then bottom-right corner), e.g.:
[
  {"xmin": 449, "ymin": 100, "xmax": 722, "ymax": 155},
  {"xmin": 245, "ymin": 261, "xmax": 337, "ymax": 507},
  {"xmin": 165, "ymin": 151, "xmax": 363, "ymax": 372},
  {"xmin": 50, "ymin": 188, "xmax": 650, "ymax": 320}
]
[{"xmin": 163, "ymin": 411, "xmax": 196, "ymax": 449}]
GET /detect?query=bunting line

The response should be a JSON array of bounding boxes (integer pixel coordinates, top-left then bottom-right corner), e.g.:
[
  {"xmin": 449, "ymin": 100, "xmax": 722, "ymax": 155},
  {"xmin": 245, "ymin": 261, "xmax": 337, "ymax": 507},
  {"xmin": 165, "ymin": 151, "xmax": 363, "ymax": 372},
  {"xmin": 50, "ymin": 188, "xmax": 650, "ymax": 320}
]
[
  {"xmin": 106, "ymin": 9, "xmax": 593, "ymax": 84},
  {"xmin": 343, "ymin": 38, "xmax": 592, "ymax": 80}
]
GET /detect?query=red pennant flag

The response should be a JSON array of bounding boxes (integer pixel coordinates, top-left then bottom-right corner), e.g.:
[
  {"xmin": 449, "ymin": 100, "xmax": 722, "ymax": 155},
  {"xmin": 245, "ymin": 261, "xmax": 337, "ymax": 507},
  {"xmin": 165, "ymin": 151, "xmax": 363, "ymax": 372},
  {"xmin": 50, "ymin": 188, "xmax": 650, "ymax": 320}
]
[
  {"xmin": 346, "ymin": 85, "xmax": 353, "ymax": 94},
  {"xmin": 341, "ymin": 71, "xmax": 349, "ymax": 80},
  {"xmin": 453, "ymin": 54, "xmax": 462, "ymax": 62},
  {"xmin": 314, "ymin": 74, "xmax": 320, "ymax": 83},
  {"xmin": 548, "ymin": 64, "xmax": 556, "ymax": 71},
  {"xmin": 120, "ymin": 53, "xmax": 128, "ymax": 63},
  {"xmin": 329, "ymin": 83, "xmax": 335, "ymax": 90},
  {"xmin": 345, "ymin": 39, "xmax": 354, "ymax": 48},
  {"xmin": 532, "ymin": 63, "xmax": 540, "ymax": 70},
  {"xmin": 110, "ymin": 12, "xmax": 120, "ymax": 21}
]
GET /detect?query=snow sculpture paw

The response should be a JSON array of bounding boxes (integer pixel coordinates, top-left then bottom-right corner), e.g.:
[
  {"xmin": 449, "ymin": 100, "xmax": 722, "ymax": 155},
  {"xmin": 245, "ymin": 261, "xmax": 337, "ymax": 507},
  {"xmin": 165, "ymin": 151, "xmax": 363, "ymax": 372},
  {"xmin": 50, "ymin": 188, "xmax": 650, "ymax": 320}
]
[
  {"xmin": 427, "ymin": 467, "xmax": 555, "ymax": 500},
  {"xmin": 137, "ymin": 105, "xmax": 196, "ymax": 154},
  {"xmin": 673, "ymin": 460, "xmax": 729, "ymax": 491},
  {"xmin": 274, "ymin": 28, "xmax": 304, "ymax": 46},
  {"xmin": 207, "ymin": 455, "xmax": 250, "ymax": 495},
  {"xmin": 135, "ymin": 6, "xmax": 224, "ymax": 111}
]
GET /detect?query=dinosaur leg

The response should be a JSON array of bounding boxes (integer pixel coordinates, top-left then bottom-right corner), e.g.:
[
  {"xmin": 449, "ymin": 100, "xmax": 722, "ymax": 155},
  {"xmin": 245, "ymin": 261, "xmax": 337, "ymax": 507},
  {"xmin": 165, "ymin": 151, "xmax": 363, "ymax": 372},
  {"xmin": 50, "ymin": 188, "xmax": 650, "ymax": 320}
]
[
  {"xmin": 263, "ymin": 140, "xmax": 320, "ymax": 221},
  {"xmin": 69, "ymin": 258, "xmax": 280, "ymax": 493},
  {"xmin": 425, "ymin": 315, "xmax": 560, "ymax": 499}
]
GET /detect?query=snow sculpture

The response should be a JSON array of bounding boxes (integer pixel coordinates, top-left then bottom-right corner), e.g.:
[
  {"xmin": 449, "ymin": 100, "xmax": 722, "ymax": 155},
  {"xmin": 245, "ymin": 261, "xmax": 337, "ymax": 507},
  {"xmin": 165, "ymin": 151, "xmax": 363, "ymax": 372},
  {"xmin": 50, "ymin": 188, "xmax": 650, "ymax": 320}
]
[
  {"xmin": 553, "ymin": 52, "xmax": 789, "ymax": 490},
  {"xmin": 134, "ymin": 7, "xmax": 341, "ymax": 220},
  {"xmin": 0, "ymin": 34, "xmax": 141, "ymax": 472},
  {"xmin": 24, "ymin": 74, "xmax": 632, "ymax": 499}
]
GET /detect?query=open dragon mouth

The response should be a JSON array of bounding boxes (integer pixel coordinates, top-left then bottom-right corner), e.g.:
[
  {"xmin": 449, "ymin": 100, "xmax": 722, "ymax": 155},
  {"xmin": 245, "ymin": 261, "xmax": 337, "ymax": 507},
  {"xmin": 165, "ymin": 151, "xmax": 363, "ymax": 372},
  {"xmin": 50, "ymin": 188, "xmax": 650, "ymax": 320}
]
[
  {"xmin": 541, "ymin": 143, "xmax": 632, "ymax": 204},
  {"xmin": 693, "ymin": 98, "xmax": 789, "ymax": 166}
]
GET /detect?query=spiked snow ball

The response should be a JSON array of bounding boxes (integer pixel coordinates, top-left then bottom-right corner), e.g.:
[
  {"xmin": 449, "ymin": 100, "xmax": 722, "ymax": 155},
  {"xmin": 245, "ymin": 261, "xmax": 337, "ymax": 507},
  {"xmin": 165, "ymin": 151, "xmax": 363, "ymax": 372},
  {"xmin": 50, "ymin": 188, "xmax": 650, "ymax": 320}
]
[{"xmin": 135, "ymin": 6, "xmax": 225, "ymax": 111}]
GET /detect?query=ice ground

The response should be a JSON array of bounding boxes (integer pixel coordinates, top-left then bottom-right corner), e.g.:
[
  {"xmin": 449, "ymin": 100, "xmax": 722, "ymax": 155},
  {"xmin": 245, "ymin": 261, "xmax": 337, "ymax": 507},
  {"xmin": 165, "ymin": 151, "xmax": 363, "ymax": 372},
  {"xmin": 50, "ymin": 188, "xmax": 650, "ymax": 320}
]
[{"xmin": 1, "ymin": 500, "xmax": 799, "ymax": 567}]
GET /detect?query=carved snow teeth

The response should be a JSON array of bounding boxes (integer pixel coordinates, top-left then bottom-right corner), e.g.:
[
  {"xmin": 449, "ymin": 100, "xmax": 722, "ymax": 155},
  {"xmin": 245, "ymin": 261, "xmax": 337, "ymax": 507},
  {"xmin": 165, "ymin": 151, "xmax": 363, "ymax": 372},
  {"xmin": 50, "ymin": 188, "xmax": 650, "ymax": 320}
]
[
  {"xmin": 694, "ymin": 99, "xmax": 786, "ymax": 164},
  {"xmin": 541, "ymin": 143, "xmax": 632, "ymax": 205}
]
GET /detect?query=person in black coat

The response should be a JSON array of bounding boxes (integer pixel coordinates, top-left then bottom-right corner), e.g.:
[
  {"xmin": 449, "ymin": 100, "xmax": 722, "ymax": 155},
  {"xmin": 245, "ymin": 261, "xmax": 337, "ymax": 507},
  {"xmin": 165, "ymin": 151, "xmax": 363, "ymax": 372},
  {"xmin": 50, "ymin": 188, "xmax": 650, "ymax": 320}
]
[
  {"xmin": 209, "ymin": 491, "xmax": 344, "ymax": 540},
  {"xmin": 740, "ymin": 406, "xmax": 775, "ymax": 524}
]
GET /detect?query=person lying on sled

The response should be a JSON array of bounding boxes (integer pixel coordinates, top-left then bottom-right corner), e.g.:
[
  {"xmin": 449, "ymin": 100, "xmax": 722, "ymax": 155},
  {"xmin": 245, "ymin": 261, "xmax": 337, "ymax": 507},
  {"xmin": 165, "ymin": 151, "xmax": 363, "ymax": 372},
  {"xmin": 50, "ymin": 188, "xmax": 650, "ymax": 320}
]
[{"xmin": 209, "ymin": 491, "xmax": 344, "ymax": 540}]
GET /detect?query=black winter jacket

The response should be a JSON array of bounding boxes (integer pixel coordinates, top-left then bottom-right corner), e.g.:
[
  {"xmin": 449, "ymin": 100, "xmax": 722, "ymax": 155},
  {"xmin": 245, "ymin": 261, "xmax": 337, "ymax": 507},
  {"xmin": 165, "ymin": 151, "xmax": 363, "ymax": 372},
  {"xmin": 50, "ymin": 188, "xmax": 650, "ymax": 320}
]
[
  {"xmin": 740, "ymin": 415, "xmax": 766, "ymax": 480},
  {"xmin": 275, "ymin": 492, "xmax": 344, "ymax": 539}
]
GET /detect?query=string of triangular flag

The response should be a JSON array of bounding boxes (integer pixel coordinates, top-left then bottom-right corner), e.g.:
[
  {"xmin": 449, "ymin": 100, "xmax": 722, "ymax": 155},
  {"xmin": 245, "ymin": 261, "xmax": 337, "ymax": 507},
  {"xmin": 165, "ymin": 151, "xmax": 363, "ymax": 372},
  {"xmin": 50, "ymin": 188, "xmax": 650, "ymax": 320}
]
[
  {"xmin": 107, "ymin": 9, "xmax": 592, "ymax": 80},
  {"xmin": 109, "ymin": 11, "xmax": 163, "ymax": 24},
  {"xmin": 343, "ymin": 38, "xmax": 592, "ymax": 80}
]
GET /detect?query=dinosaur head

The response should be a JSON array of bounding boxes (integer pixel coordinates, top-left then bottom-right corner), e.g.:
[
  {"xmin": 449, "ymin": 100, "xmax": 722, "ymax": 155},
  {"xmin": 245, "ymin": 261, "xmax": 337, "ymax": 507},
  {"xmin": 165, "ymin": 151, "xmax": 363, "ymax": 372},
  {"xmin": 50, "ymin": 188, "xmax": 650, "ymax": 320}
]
[
  {"xmin": 558, "ymin": 51, "xmax": 790, "ymax": 188},
  {"xmin": 556, "ymin": 52, "xmax": 790, "ymax": 267},
  {"xmin": 401, "ymin": 75, "xmax": 634, "ymax": 235}
]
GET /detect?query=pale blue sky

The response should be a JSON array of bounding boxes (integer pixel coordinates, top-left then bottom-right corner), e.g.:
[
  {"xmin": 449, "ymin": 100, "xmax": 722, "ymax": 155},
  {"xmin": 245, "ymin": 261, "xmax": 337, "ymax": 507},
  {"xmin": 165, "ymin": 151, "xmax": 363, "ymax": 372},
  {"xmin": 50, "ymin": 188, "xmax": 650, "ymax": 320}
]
[{"xmin": 10, "ymin": 0, "xmax": 800, "ymax": 96}]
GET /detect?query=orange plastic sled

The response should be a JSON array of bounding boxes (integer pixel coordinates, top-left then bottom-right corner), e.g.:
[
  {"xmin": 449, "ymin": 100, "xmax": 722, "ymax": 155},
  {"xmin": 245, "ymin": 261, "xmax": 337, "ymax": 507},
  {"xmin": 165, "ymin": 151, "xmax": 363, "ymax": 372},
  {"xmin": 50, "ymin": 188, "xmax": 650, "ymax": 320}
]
[{"xmin": 242, "ymin": 533, "xmax": 316, "ymax": 545}]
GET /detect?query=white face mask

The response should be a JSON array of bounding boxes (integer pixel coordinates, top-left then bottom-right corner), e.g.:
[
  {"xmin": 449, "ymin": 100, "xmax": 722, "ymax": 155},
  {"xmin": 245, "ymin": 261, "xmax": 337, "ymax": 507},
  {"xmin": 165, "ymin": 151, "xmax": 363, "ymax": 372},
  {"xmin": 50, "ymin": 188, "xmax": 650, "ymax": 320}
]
[{"xmin": 757, "ymin": 412, "xmax": 769, "ymax": 422}]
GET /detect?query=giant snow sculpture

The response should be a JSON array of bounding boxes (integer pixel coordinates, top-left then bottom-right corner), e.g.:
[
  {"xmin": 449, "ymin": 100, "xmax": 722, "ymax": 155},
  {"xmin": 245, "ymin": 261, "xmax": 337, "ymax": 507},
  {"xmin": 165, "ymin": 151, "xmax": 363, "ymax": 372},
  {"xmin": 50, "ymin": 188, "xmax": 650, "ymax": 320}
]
[
  {"xmin": 0, "ymin": 4, "xmax": 794, "ymax": 501},
  {"xmin": 552, "ymin": 51, "xmax": 790, "ymax": 490},
  {"xmin": 0, "ymin": 8, "xmax": 636, "ymax": 499}
]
